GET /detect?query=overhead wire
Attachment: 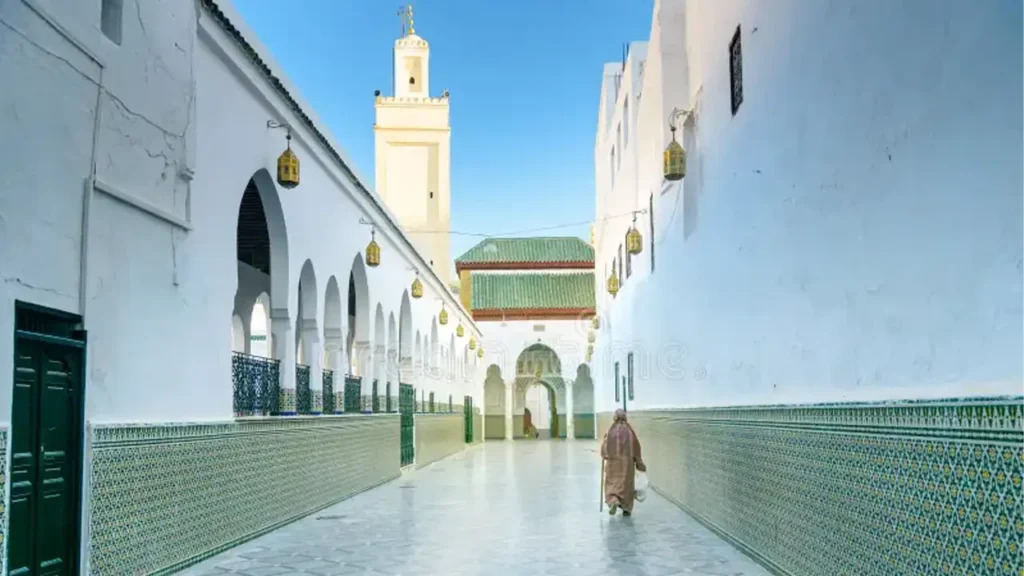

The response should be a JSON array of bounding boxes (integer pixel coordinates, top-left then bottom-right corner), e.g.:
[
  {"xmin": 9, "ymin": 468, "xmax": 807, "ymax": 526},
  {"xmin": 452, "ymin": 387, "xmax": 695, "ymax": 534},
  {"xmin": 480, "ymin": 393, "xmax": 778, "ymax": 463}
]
[{"xmin": 405, "ymin": 209, "xmax": 645, "ymax": 239}]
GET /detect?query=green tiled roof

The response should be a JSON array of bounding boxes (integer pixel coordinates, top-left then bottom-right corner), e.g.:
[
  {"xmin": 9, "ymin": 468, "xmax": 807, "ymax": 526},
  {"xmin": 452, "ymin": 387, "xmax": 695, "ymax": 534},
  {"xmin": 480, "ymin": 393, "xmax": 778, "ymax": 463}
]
[
  {"xmin": 470, "ymin": 273, "xmax": 596, "ymax": 310},
  {"xmin": 456, "ymin": 237, "xmax": 594, "ymax": 266}
]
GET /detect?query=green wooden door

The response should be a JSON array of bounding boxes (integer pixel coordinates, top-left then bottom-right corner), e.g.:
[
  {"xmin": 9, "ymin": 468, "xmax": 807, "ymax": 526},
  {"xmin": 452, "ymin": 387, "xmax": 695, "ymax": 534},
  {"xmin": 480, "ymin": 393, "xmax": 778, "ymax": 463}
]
[
  {"xmin": 399, "ymin": 384, "xmax": 414, "ymax": 467},
  {"xmin": 9, "ymin": 332, "xmax": 84, "ymax": 576}
]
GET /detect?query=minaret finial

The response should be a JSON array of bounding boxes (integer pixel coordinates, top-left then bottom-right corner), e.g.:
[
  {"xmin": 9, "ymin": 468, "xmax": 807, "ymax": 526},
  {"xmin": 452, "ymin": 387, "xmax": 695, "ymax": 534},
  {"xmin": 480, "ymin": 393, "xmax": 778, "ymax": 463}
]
[{"xmin": 405, "ymin": 4, "xmax": 415, "ymax": 36}]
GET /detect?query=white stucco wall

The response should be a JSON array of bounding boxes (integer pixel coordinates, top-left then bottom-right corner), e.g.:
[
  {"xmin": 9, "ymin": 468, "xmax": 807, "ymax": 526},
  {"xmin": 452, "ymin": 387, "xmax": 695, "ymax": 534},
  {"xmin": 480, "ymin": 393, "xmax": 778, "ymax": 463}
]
[
  {"xmin": 593, "ymin": 0, "xmax": 1024, "ymax": 413},
  {"xmin": 0, "ymin": 0, "xmax": 483, "ymax": 427}
]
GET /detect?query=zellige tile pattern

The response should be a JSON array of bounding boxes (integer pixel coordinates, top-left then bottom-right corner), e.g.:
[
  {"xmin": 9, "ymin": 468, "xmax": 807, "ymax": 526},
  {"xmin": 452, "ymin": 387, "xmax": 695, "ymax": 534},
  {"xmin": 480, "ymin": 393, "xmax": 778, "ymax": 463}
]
[
  {"xmin": 609, "ymin": 397, "xmax": 1024, "ymax": 576},
  {"xmin": 88, "ymin": 416, "xmax": 400, "ymax": 575}
]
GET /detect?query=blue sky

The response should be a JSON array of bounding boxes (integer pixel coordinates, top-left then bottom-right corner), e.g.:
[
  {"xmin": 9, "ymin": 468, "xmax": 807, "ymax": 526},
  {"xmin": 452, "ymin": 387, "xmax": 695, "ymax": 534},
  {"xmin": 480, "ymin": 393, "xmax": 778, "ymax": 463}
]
[{"xmin": 234, "ymin": 0, "xmax": 654, "ymax": 260}]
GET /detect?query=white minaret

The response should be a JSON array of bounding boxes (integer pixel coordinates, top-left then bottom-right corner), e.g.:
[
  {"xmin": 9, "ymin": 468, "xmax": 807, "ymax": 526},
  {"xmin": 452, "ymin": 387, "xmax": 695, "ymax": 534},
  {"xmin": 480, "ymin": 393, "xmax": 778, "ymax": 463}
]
[{"xmin": 374, "ymin": 4, "xmax": 452, "ymax": 284}]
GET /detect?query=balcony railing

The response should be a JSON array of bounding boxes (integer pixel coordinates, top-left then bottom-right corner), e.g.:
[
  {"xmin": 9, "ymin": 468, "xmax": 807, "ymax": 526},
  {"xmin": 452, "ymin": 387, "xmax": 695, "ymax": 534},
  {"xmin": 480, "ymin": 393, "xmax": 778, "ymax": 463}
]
[
  {"xmin": 296, "ymin": 364, "xmax": 311, "ymax": 414},
  {"xmin": 344, "ymin": 375, "xmax": 361, "ymax": 413},
  {"xmin": 232, "ymin": 351, "xmax": 280, "ymax": 417},
  {"xmin": 323, "ymin": 369, "xmax": 335, "ymax": 414}
]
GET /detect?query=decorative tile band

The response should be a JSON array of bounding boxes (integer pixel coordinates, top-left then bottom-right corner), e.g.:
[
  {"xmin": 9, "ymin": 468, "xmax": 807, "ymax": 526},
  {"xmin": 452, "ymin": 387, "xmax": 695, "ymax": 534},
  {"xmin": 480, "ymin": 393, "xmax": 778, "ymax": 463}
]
[
  {"xmin": 0, "ymin": 427, "xmax": 7, "ymax": 575},
  {"xmin": 88, "ymin": 416, "xmax": 400, "ymax": 576},
  {"xmin": 602, "ymin": 396, "xmax": 1024, "ymax": 576},
  {"xmin": 415, "ymin": 414, "xmax": 465, "ymax": 468}
]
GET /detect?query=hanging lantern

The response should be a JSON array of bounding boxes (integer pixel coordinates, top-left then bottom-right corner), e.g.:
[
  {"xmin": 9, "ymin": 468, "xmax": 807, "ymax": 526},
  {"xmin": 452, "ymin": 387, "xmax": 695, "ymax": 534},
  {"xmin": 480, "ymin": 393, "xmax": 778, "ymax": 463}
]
[
  {"xmin": 587, "ymin": 344, "xmax": 594, "ymax": 356},
  {"xmin": 588, "ymin": 331, "xmax": 596, "ymax": 344},
  {"xmin": 411, "ymin": 277, "xmax": 423, "ymax": 299},
  {"xmin": 607, "ymin": 270, "xmax": 619, "ymax": 296},
  {"xmin": 626, "ymin": 216, "xmax": 643, "ymax": 256},
  {"xmin": 276, "ymin": 131, "xmax": 300, "ymax": 189},
  {"xmin": 365, "ymin": 228, "xmax": 381, "ymax": 267},
  {"xmin": 586, "ymin": 350, "xmax": 592, "ymax": 363},
  {"xmin": 468, "ymin": 337, "xmax": 476, "ymax": 350},
  {"xmin": 456, "ymin": 324, "xmax": 464, "ymax": 338},
  {"xmin": 439, "ymin": 304, "xmax": 448, "ymax": 325},
  {"xmin": 592, "ymin": 316, "xmax": 600, "ymax": 330},
  {"xmin": 477, "ymin": 347, "xmax": 484, "ymax": 358},
  {"xmin": 664, "ymin": 127, "xmax": 687, "ymax": 181}
]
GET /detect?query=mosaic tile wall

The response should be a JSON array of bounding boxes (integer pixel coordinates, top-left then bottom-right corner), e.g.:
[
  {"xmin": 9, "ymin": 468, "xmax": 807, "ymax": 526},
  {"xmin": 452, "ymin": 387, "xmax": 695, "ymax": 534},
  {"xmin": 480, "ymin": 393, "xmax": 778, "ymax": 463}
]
[
  {"xmin": 606, "ymin": 397, "xmax": 1023, "ymax": 576},
  {"xmin": 0, "ymin": 427, "xmax": 7, "ymax": 576},
  {"xmin": 88, "ymin": 416, "xmax": 400, "ymax": 575},
  {"xmin": 415, "ymin": 414, "xmax": 465, "ymax": 468}
]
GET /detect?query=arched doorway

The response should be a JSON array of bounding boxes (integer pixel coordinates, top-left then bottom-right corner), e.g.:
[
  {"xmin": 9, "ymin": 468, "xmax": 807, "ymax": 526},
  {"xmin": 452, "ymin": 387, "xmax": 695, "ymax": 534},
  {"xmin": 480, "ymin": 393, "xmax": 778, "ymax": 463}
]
[
  {"xmin": 513, "ymin": 344, "xmax": 565, "ymax": 440},
  {"xmin": 573, "ymin": 364, "xmax": 595, "ymax": 439},
  {"xmin": 233, "ymin": 171, "xmax": 289, "ymax": 416},
  {"xmin": 483, "ymin": 365, "xmax": 505, "ymax": 439}
]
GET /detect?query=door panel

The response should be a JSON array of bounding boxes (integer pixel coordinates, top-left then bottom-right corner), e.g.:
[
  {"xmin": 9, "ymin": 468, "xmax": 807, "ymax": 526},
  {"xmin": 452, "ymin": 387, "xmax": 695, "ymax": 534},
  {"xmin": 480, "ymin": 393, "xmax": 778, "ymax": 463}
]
[
  {"xmin": 9, "ymin": 339, "xmax": 41, "ymax": 576},
  {"xmin": 8, "ymin": 337, "xmax": 81, "ymax": 576}
]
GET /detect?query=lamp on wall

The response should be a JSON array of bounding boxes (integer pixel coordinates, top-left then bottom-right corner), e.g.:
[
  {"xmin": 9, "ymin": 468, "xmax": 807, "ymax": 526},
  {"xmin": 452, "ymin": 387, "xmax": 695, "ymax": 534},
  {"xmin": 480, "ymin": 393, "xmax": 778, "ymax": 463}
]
[
  {"xmin": 664, "ymin": 107, "xmax": 694, "ymax": 181},
  {"xmin": 477, "ymin": 347, "xmax": 484, "ymax": 358},
  {"xmin": 439, "ymin": 302, "xmax": 449, "ymax": 325},
  {"xmin": 592, "ymin": 316, "xmax": 600, "ymax": 330},
  {"xmin": 456, "ymin": 324, "xmax": 464, "ymax": 338},
  {"xmin": 268, "ymin": 120, "xmax": 299, "ymax": 189},
  {"xmin": 360, "ymin": 218, "xmax": 381, "ymax": 267},
  {"xmin": 588, "ymin": 331, "xmax": 596, "ymax": 344},
  {"xmin": 468, "ymin": 337, "xmax": 476, "ymax": 350},
  {"xmin": 626, "ymin": 212, "xmax": 643, "ymax": 255},
  {"xmin": 410, "ymin": 268, "xmax": 423, "ymax": 298},
  {"xmin": 607, "ymin": 270, "xmax": 620, "ymax": 296}
]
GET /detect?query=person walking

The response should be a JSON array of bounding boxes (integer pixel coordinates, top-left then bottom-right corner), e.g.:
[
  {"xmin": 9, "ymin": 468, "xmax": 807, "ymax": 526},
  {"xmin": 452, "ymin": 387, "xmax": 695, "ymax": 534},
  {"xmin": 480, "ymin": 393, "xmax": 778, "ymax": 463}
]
[{"xmin": 601, "ymin": 409, "xmax": 646, "ymax": 516}]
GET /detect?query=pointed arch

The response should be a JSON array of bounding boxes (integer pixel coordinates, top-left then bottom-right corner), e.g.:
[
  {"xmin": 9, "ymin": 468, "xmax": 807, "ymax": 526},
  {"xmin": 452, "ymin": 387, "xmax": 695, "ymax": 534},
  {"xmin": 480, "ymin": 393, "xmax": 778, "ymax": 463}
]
[
  {"xmin": 324, "ymin": 276, "xmax": 343, "ymax": 370},
  {"xmin": 347, "ymin": 253, "xmax": 371, "ymax": 373},
  {"xmin": 387, "ymin": 311, "xmax": 398, "ymax": 382},
  {"xmin": 399, "ymin": 290, "xmax": 413, "ymax": 366}
]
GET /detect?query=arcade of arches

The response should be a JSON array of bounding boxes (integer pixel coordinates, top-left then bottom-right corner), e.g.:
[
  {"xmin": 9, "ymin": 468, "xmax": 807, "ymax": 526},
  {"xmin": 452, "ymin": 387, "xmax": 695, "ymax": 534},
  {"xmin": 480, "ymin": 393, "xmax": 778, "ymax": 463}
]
[{"xmin": 484, "ymin": 344, "xmax": 595, "ymax": 440}]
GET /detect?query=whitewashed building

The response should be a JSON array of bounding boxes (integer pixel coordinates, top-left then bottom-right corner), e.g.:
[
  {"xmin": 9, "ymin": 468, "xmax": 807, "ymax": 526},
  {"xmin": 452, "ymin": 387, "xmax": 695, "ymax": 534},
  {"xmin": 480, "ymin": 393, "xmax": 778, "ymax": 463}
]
[
  {"xmin": 0, "ymin": 0, "xmax": 483, "ymax": 573},
  {"xmin": 592, "ymin": 1, "xmax": 1023, "ymax": 575}
]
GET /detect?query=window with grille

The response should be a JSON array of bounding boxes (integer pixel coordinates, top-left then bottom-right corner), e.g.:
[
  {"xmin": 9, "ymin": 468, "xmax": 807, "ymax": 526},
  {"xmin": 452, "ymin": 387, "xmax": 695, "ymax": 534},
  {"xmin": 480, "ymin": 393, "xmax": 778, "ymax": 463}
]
[
  {"xmin": 101, "ymin": 0, "xmax": 123, "ymax": 45},
  {"xmin": 729, "ymin": 26, "xmax": 743, "ymax": 115}
]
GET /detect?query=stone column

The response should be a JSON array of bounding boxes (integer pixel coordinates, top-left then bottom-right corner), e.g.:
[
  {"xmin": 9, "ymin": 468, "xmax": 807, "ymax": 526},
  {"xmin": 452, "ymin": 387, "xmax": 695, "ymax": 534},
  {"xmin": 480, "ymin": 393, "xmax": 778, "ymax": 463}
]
[
  {"xmin": 324, "ymin": 327, "xmax": 344, "ymax": 412},
  {"xmin": 566, "ymin": 379, "xmax": 575, "ymax": 440},
  {"xmin": 354, "ymin": 341, "xmax": 373, "ymax": 412},
  {"xmin": 299, "ymin": 318, "xmax": 323, "ymax": 413},
  {"xmin": 270, "ymin": 308, "xmax": 295, "ymax": 414},
  {"xmin": 505, "ymin": 380, "xmax": 514, "ymax": 440}
]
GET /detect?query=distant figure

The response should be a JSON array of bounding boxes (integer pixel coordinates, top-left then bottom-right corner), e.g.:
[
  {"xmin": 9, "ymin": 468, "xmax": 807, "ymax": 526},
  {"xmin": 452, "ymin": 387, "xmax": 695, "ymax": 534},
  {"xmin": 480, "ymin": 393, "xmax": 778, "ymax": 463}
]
[
  {"xmin": 601, "ymin": 409, "xmax": 645, "ymax": 516},
  {"xmin": 523, "ymin": 407, "xmax": 538, "ymax": 438}
]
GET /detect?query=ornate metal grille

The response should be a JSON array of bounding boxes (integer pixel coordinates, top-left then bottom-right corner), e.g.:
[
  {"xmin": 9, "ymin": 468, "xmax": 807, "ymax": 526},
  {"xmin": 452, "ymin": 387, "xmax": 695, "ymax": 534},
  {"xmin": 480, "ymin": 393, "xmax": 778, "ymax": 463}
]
[
  {"xmin": 322, "ymin": 369, "xmax": 335, "ymax": 414},
  {"xmin": 429, "ymin": 392, "xmax": 435, "ymax": 414},
  {"xmin": 231, "ymin": 352, "xmax": 280, "ymax": 417},
  {"xmin": 729, "ymin": 25, "xmax": 743, "ymax": 115},
  {"xmin": 448, "ymin": 394, "xmax": 453, "ymax": 413},
  {"xmin": 464, "ymin": 395, "xmax": 473, "ymax": 443},
  {"xmin": 344, "ymin": 375, "xmax": 361, "ymax": 413},
  {"xmin": 296, "ymin": 364, "xmax": 311, "ymax": 414},
  {"xmin": 372, "ymin": 379, "xmax": 380, "ymax": 413},
  {"xmin": 399, "ymin": 383, "xmax": 415, "ymax": 466},
  {"xmin": 386, "ymin": 381, "xmax": 392, "ymax": 413}
]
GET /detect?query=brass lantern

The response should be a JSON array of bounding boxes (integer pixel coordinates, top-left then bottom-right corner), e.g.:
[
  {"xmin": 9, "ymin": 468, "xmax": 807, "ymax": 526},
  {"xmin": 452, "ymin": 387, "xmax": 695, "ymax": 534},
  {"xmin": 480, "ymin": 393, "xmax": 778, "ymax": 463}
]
[
  {"xmin": 607, "ymin": 270, "xmax": 620, "ymax": 296},
  {"xmin": 277, "ymin": 131, "xmax": 300, "ymax": 189},
  {"xmin": 664, "ymin": 127, "xmax": 686, "ymax": 181},
  {"xmin": 456, "ymin": 324, "xmax": 464, "ymax": 338},
  {"xmin": 588, "ymin": 331, "xmax": 596, "ymax": 344},
  {"xmin": 366, "ymin": 228, "xmax": 381, "ymax": 267},
  {"xmin": 439, "ymin": 304, "xmax": 448, "ymax": 325},
  {"xmin": 586, "ymin": 350, "xmax": 592, "ymax": 363},
  {"xmin": 626, "ymin": 217, "xmax": 643, "ymax": 256},
  {"xmin": 477, "ymin": 347, "xmax": 484, "ymax": 358},
  {"xmin": 468, "ymin": 337, "xmax": 476, "ymax": 350},
  {"xmin": 592, "ymin": 316, "xmax": 600, "ymax": 330},
  {"xmin": 411, "ymin": 277, "xmax": 423, "ymax": 299},
  {"xmin": 587, "ymin": 344, "xmax": 594, "ymax": 356}
]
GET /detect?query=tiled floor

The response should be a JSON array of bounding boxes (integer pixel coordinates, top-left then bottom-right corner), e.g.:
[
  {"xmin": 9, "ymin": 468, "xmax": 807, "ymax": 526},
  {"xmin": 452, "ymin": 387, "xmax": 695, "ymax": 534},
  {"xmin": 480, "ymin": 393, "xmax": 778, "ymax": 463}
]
[{"xmin": 178, "ymin": 441, "xmax": 769, "ymax": 576}]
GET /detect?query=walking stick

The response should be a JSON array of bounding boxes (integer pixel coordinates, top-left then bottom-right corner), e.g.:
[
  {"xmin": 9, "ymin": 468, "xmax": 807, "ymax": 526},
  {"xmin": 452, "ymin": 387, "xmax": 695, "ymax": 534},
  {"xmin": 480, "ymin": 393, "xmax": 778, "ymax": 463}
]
[{"xmin": 599, "ymin": 457, "xmax": 605, "ymax": 512}]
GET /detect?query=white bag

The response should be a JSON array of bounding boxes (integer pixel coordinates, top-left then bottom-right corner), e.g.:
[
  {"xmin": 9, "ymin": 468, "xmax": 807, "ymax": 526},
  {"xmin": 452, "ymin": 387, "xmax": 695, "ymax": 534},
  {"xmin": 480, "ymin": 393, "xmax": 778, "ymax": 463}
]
[{"xmin": 635, "ymin": 471, "xmax": 649, "ymax": 502}]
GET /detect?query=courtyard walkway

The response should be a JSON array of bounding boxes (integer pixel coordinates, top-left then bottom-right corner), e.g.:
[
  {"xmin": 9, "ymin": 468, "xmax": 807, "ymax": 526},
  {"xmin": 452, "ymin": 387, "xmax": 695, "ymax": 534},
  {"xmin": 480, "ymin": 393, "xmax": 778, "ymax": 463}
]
[{"xmin": 179, "ymin": 441, "xmax": 768, "ymax": 576}]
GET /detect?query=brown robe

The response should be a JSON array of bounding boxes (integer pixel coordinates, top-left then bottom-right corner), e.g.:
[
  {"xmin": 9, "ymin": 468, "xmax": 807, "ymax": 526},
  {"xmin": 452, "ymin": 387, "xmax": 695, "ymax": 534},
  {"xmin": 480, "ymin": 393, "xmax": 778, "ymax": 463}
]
[{"xmin": 601, "ymin": 420, "xmax": 645, "ymax": 512}]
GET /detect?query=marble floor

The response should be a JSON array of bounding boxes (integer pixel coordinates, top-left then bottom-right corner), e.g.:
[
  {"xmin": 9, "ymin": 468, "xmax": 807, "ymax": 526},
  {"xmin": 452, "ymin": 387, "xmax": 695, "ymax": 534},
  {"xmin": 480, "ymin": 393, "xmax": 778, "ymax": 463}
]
[{"xmin": 178, "ymin": 441, "xmax": 769, "ymax": 576}]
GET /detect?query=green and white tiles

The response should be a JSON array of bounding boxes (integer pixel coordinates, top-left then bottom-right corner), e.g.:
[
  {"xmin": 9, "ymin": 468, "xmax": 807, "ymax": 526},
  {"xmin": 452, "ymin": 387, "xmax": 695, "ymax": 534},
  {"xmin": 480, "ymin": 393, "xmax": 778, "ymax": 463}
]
[
  {"xmin": 606, "ymin": 396, "xmax": 1024, "ymax": 576},
  {"xmin": 87, "ymin": 416, "xmax": 399, "ymax": 575}
]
